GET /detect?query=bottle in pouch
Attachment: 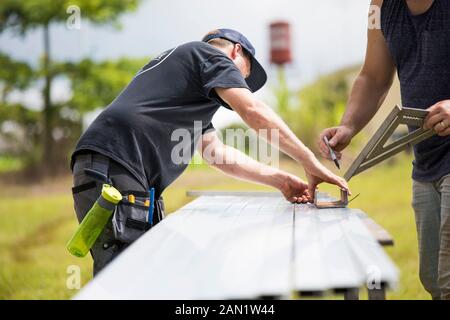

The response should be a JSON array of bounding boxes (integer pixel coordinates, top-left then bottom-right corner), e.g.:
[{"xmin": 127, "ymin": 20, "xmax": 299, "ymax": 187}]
[{"xmin": 67, "ymin": 184, "xmax": 122, "ymax": 257}]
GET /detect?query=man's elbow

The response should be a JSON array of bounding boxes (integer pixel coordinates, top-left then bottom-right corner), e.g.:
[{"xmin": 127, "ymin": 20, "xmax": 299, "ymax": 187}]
[
  {"xmin": 235, "ymin": 100, "xmax": 265, "ymax": 126},
  {"xmin": 199, "ymin": 136, "xmax": 222, "ymax": 167}
]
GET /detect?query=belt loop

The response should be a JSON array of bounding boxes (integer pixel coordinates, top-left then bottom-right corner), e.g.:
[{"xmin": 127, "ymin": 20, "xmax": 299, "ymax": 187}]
[{"xmin": 88, "ymin": 153, "xmax": 93, "ymax": 169}]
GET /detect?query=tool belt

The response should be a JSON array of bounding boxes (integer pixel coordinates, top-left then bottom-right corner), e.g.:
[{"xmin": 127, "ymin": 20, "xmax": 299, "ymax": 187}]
[
  {"xmin": 113, "ymin": 190, "xmax": 165, "ymax": 243},
  {"xmin": 74, "ymin": 152, "xmax": 165, "ymax": 244}
]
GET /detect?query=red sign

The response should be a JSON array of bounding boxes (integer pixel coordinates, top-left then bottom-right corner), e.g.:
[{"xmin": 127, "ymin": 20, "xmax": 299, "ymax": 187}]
[{"xmin": 270, "ymin": 21, "xmax": 292, "ymax": 65}]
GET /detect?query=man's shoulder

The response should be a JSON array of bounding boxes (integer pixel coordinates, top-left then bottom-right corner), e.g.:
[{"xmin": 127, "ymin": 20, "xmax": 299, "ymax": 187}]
[
  {"xmin": 178, "ymin": 41, "xmax": 214, "ymax": 52},
  {"xmin": 177, "ymin": 41, "xmax": 226, "ymax": 60}
]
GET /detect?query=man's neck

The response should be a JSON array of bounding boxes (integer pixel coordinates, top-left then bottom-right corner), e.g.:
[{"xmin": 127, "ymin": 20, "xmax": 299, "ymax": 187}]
[
  {"xmin": 211, "ymin": 45, "xmax": 231, "ymax": 58},
  {"xmin": 405, "ymin": 0, "xmax": 435, "ymax": 16}
]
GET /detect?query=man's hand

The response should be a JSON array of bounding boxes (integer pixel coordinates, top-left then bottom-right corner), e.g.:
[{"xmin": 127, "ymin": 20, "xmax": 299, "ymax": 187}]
[
  {"xmin": 424, "ymin": 100, "xmax": 450, "ymax": 136},
  {"xmin": 278, "ymin": 174, "xmax": 311, "ymax": 204},
  {"xmin": 318, "ymin": 126, "xmax": 355, "ymax": 160},
  {"xmin": 302, "ymin": 156, "xmax": 350, "ymax": 199}
]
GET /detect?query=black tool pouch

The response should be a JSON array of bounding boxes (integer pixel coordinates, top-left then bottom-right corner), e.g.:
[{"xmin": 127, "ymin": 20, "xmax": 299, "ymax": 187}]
[
  {"xmin": 112, "ymin": 192, "xmax": 166, "ymax": 244},
  {"xmin": 113, "ymin": 191, "xmax": 150, "ymax": 244}
]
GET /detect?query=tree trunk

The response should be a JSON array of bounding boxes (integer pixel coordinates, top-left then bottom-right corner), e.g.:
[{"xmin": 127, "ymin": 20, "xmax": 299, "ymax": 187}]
[{"xmin": 42, "ymin": 22, "xmax": 54, "ymax": 175}]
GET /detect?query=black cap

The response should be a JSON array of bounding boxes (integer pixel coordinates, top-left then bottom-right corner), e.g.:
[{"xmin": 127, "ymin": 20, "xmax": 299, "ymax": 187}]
[{"xmin": 202, "ymin": 28, "xmax": 267, "ymax": 93}]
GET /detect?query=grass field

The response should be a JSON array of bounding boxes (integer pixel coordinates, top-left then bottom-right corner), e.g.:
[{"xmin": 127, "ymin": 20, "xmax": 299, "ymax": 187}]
[{"xmin": 0, "ymin": 153, "xmax": 429, "ymax": 299}]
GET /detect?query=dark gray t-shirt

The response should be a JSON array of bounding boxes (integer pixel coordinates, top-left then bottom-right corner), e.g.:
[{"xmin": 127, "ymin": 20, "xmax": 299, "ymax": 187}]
[
  {"xmin": 71, "ymin": 41, "xmax": 250, "ymax": 195},
  {"xmin": 381, "ymin": 0, "xmax": 450, "ymax": 182}
]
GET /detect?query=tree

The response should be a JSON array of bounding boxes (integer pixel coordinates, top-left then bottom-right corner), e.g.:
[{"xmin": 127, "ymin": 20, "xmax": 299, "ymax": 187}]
[
  {"xmin": 0, "ymin": 0, "xmax": 142, "ymax": 175},
  {"xmin": 0, "ymin": 54, "xmax": 148, "ymax": 176},
  {"xmin": 63, "ymin": 57, "xmax": 148, "ymax": 114},
  {"xmin": 0, "ymin": 53, "xmax": 39, "ymax": 167}
]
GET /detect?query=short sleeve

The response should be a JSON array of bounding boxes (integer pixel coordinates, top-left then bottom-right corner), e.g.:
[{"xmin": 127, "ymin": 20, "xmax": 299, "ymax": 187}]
[
  {"xmin": 200, "ymin": 54, "xmax": 251, "ymax": 109},
  {"xmin": 202, "ymin": 122, "xmax": 215, "ymax": 134}
]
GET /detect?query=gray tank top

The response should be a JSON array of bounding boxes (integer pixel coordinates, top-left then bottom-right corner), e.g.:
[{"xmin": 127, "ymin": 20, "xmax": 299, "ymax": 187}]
[{"xmin": 381, "ymin": 0, "xmax": 450, "ymax": 182}]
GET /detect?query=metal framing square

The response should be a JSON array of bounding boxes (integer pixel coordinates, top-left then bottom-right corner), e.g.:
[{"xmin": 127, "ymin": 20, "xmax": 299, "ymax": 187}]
[
  {"xmin": 314, "ymin": 189, "xmax": 349, "ymax": 209},
  {"xmin": 344, "ymin": 105, "xmax": 435, "ymax": 181}
]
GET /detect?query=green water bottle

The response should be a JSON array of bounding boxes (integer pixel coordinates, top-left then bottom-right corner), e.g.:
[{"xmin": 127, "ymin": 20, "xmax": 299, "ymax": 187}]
[{"xmin": 67, "ymin": 184, "xmax": 122, "ymax": 257}]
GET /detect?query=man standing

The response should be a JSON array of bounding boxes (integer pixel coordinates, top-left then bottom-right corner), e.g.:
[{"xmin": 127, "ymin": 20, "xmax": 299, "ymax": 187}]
[
  {"xmin": 71, "ymin": 29, "xmax": 348, "ymax": 275},
  {"xmin": 319, "ymin": 0, "xmax": 450, "ymax": 299}
]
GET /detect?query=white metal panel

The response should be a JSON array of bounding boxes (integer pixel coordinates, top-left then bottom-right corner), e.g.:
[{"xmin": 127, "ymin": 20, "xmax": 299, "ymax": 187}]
[
  {"xmin": 338, "ymin": 209, "xmax": 399, "ymax": 289},
  {"xmin": 75, "ymin": 196, "xmax": 294, "ymax": 300},
  {"xmin": 293, "ymin": 204, "xmax": 364, "ymax": 294},
  {"xmin": 75, "ymin": 194, "xmax": 398, "ymax": 300},
  {"xmin": 310, "ymin": 193, "xmax": 398, "ymax": 289}
]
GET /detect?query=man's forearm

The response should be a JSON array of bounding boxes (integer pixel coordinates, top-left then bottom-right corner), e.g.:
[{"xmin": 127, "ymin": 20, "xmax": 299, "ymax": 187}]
[
  {"xmin": 216, "ymin": 87, "xmax": 349, "ymax": 191},
  {"xmin": 216, "ymin": 87, "xmax": 315, "ymax": 165},
  {"xmin": 205, "ymin": 142, "xmax": 287, "ymax": 190},
  {"xmin": 239, "ymin": 99, "xmax": 315, "ymax": 164},
  {"xmin": 340, "ymin": 74, "xmax": 392, "ymax": 136}
]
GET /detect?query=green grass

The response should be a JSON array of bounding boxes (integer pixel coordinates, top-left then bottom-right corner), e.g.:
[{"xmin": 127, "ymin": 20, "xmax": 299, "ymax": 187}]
[
  {"xmin": 0, "ymin": 154, "xmax": 429, "ymax": 299},
  {"xmin": 0, "ymin": 156, "xmax": 24, "ymax": 173},
  {"xmin": 0, "ymin": 193, "xmax": 92, "ymax": 299}
]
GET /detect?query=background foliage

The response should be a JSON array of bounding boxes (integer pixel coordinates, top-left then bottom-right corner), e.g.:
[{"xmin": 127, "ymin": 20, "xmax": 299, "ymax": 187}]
[
  {"xmin": 0, "ymin": 0, "xmax": 145, "ymax": 176},
  {"xmin": 272, "ymin": 66, "xmax": 361, "ymax": 154}
]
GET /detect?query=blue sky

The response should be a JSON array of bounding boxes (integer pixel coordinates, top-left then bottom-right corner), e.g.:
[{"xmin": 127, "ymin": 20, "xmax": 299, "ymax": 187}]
[{"xmin": 0, "ymin": 0, "xmax": 371, "ymax": 127}]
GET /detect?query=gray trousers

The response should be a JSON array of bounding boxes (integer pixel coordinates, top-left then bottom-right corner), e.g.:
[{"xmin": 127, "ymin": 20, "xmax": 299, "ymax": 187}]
[
  {"xmin": 72, "ymin": 152, "xmax": 147, "ymax": 275},
  {"xmin": 413, "ymin": 174, "xmax": 450, "ymax": 300}
]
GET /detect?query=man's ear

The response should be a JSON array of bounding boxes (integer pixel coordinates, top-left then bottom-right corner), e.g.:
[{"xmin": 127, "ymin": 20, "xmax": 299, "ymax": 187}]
[{"xmin": 230, "ymin": 43, "xmax": 240, "ymax": 60}]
